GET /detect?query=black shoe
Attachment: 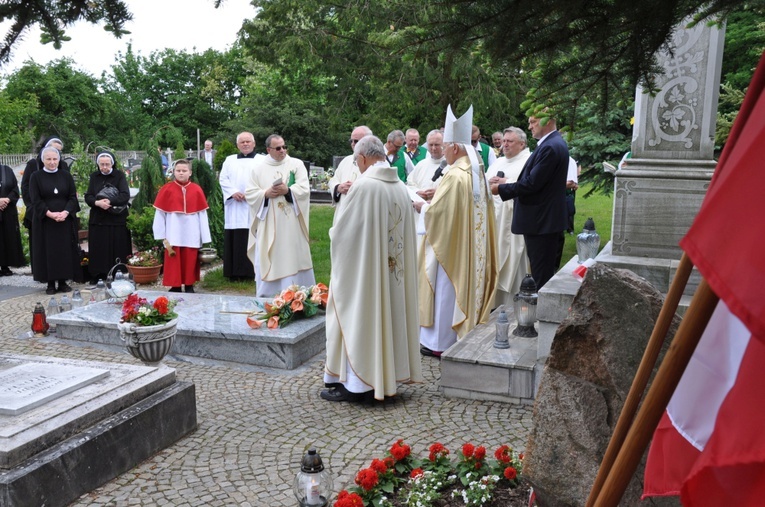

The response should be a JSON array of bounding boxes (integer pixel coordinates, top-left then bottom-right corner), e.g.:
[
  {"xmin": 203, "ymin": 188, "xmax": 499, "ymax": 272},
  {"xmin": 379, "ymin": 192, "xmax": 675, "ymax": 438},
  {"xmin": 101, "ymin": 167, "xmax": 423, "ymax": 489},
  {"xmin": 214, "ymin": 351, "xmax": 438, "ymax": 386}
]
[
  {"xmin": 46, "ymin": 286, "xmax": 57, "ymax": 295},
  {"xmin": 57, "ymin": 283, "xmax": 72, "ymax": 293},
  {"xmin": 169, "ymin": 287, "xmax": 182, "ymax": 293},
  {"xmin": 320, "ymin": 385, "xmax": 365, "ymax": 403},
  {"xmin": 420, "ymin": 345, "xmax": 442, "ymax": 359},
  {"xmin": 324, "ymin": 382, "xmax": 341, "ymax": 389},
  {"xmin": 0, "ymin": 268, "xmax": 12, "ymax": 276},
  {"xmin": 184, "ymin": 285, "xmax": 195, "ymax": 293}
]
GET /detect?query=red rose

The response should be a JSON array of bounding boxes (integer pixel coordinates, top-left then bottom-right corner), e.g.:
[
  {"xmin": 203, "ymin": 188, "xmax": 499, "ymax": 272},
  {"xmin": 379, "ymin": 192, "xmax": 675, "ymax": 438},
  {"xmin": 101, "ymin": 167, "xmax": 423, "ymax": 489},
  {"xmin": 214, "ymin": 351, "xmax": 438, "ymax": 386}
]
[
  {"xmin": 462, "ymin": 443, "xmax": 475, "ymax": 459},
  {"xmin": 355, "ymin": 468, "xmax": 379, "ymax": 491},
  {"xmin": 474, "ymin": 446, "xmax": 486, "ymax": 461},
  {"xmin": 410, "ymin": 468, "xmax": 424, "ymax": 478},
  {"xmin": 383, "ymin": 457, "xmax": 395, "ymax": 469},
  {"xmin": 504, "ymin": 466, "xmax": 517, "ymax": 481},
  {"xmin": 519, "ymin": 452, "xmax": 525, "ymax": 461}
]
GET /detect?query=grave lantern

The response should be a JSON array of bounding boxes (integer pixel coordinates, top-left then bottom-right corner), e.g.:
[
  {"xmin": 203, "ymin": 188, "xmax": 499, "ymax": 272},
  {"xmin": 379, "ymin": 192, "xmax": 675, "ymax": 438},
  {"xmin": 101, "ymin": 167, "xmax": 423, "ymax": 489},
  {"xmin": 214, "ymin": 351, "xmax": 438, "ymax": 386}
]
[
  {"xmin": 576, "ymin": 217, "xmax": 601, "ymax": 263},
  {"xmin": 512, "ymin": 274, "xmax": 538, "ymax": 338},
  {"xmin": 294, "ymin": 448, "xmax": 332, "ymax": 507},
  {"xmin": 31, "ymin": 302, "xmax": 50, "ymax": 337}
]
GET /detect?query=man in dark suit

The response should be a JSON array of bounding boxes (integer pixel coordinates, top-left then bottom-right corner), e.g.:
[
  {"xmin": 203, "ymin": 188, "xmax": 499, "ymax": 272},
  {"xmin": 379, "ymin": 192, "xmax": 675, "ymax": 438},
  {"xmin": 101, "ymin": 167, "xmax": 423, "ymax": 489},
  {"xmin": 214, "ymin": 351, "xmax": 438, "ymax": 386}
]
[{"xmin": 489, "ymin": 115, "xmax": 569, "ymax": 290}]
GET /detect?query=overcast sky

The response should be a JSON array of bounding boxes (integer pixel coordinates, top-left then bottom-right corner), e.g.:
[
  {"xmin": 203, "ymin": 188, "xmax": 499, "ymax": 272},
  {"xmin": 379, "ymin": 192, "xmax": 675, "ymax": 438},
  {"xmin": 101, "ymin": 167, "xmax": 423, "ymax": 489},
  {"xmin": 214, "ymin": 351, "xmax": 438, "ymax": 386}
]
[{"xmin": 1, "ymin": 0, "xmax": 257, "ymax": 78}]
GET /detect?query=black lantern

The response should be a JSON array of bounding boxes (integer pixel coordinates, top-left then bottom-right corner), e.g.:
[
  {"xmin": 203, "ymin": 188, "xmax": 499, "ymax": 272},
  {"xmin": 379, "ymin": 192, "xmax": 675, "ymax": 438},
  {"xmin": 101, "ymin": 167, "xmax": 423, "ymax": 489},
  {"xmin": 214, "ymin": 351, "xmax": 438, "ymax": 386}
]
[
  {"xmin": 512, "ymin": 275, "xmax": 538, "ymax": 338},
  {"xmin": 294, "ymin": 448, "xmax": 333, "ymax": 507}
]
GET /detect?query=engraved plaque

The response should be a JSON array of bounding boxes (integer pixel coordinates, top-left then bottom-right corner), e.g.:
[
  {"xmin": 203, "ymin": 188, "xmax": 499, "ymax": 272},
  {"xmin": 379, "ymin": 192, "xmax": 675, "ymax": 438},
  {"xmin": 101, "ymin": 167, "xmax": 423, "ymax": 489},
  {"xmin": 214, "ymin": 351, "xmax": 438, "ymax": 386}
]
[{"xmin": 0, "ymin": 363, "xmax": 110, "ymax": 416}]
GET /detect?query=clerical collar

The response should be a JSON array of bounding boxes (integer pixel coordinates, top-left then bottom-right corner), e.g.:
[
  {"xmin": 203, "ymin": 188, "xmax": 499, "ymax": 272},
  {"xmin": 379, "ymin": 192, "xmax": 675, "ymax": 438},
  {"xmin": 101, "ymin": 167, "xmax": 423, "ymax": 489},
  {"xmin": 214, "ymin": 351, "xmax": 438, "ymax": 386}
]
[
  {"xmin": 237, "ymin": 152, "xmax": 256, "ymax": 159},
  {"xmin": 100, "ymin": 169, "xmax": 113, "ymax": 175},
  {"xmin": 42, "ymin": 167, "xmax": 58, "ymax": 174}
]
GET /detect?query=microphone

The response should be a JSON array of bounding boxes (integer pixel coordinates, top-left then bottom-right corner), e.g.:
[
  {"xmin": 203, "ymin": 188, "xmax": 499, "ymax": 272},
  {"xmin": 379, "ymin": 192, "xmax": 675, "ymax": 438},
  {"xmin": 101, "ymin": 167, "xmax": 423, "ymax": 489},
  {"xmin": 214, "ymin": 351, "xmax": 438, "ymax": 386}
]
[
  {"xmin": 496, "ymin": 171, "xmax": 505, "ymax": 178},
  {"xmin": 432, "ymin": 160, "xmax": 448, "ymax": 182}
]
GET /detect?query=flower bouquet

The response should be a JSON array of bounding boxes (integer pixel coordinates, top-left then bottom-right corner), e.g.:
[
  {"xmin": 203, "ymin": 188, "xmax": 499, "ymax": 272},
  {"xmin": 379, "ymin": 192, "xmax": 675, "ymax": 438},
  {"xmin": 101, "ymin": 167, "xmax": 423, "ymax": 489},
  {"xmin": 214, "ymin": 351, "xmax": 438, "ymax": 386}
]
[
  {"xmin": 247, "ymin": 283, "xmax": 328, "ymax": 329},
  {"xmin": 120, "ymin": 293, "xmax": 178, "ymax": 326}
]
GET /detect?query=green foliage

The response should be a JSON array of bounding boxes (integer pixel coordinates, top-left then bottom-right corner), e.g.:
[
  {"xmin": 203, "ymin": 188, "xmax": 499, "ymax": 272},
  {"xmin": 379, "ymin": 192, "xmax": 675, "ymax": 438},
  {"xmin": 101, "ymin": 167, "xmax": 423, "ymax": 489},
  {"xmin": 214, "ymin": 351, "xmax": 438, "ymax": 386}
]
[
  {"xmin": 173, "ymin": 142, "xmax": 186, "ymax": 164},
  {"xmin": 716, "ymin": 83, "xmax": 746, "ymax": 146},
  {"xmin": 68, "ymin": 141, "xmax": 95, "ymax": 196},
  {"xmin": 191, "ymin": 159, "xmax": 225, "ymax": 254},
  {"xmin": 126, "ymin": 206, "xmax": 159, "ymax": 252},
  {"xmin": 132, "ymin": 142, "xmax": 165, "ymax": 210},
  {"xmin": 214, "ymin": 140, "xmax": 238, "ymax": 169},
  {"xmin": 2, "ymin": 59, "xmax": 112, "ymax": 147},
  {"xmin": 308, "ymin": 205, "xmax": 333, "ymax": 286},
  {"xmin": 0, "ymin": 0, "xmax": 132, "ymax": 65},
  {"xmin": 0, "ymin": 90, "xmax": 37, "ymax": 152}
]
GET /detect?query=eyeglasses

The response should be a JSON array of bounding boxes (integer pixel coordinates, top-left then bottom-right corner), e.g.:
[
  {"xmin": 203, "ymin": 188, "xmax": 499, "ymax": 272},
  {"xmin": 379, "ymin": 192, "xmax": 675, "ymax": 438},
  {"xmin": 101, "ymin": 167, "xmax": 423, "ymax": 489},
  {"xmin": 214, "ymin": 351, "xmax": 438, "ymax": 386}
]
[{"xmin": 270, "ymin": 146, "xmax": 288, "ymax": 152}]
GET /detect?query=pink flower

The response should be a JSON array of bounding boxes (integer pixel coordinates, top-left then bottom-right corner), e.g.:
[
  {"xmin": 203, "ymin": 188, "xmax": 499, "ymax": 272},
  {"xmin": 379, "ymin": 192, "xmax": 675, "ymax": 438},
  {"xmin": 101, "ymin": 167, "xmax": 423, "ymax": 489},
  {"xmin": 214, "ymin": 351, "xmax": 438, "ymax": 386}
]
[
  {"xmin": 267, "ymin": 316, "xmax": 279, "ymax": 329},
  {"xmin": 246, "ymin": 316, "xmax": 262, "ymax": 329}
]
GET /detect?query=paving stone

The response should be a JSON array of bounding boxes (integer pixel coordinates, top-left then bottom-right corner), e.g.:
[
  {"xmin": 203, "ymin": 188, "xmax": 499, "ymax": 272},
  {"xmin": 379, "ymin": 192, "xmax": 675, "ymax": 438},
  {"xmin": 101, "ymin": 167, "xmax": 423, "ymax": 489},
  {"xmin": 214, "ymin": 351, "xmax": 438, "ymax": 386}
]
[{"xmin": 0, "ymin": 286, "xmax": 533, "ymax": 506}]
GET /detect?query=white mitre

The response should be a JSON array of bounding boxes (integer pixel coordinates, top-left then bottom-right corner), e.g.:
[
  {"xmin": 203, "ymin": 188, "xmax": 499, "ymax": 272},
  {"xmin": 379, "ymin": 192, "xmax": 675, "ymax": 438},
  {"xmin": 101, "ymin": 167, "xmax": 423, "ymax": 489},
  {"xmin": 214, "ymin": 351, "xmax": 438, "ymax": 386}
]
[{"xmin": 443, "ymin": 104, "xmax": 481, "ymax": 199}]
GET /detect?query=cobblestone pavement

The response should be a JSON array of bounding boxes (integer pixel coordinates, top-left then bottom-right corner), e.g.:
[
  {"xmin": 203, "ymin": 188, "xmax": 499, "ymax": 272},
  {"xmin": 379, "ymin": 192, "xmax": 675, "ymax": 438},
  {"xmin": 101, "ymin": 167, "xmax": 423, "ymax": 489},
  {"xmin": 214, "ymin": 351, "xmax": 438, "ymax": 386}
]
[{"xmin": 1, "ymin": 287, "xmax": 533, "ymax": 506}]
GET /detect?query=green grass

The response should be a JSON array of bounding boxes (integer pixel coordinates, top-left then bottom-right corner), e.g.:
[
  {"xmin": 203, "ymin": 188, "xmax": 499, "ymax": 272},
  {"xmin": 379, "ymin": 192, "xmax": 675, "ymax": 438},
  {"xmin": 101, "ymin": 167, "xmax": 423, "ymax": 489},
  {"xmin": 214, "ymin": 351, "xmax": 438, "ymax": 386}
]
[
  {"xmin": 200, "ymin": 190, "xmax": 613, "ymax": 292},
  {"xmin": 560, "ymin": 184, "xmax": 614, "ymax": 268}
]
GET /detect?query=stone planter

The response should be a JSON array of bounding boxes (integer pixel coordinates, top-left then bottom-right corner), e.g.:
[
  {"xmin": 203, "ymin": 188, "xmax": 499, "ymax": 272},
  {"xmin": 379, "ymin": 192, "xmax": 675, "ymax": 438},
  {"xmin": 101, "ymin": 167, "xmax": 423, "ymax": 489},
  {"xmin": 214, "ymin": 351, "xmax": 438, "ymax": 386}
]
[
  {"xmin": 127, "ymin": 264, "xmax": 162, "ymax": 284},
  {"xmin": 118, "ymin": 318, "xmax": 177, "ymax": 365}
]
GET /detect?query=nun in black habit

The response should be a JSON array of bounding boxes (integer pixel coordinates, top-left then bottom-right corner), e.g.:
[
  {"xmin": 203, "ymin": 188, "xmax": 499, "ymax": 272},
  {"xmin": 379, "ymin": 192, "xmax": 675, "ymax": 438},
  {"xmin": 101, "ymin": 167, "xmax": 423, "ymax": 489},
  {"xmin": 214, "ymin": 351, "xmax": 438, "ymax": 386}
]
[
  {"xmin": 0, "ymin": 164, "xmax": 25, "ymax": 274},
  {"xmin": 84, "ymin": 151, "xmax": 132, "ymax": 282},
  {"xmin": 29, "ymin": 146, "xmax": 81, "ymax": 294},
  {"xmin": 20, "ymin": 136, "xmax": 70, "ymax": 271}
]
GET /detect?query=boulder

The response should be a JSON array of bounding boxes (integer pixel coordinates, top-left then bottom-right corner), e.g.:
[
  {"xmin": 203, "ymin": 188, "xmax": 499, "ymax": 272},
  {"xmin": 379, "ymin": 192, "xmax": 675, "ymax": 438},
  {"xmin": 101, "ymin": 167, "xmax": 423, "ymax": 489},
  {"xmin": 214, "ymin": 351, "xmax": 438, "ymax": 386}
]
[{"xmin": 525, "ymin": 264, "xmax": 681, "ymax": 506}]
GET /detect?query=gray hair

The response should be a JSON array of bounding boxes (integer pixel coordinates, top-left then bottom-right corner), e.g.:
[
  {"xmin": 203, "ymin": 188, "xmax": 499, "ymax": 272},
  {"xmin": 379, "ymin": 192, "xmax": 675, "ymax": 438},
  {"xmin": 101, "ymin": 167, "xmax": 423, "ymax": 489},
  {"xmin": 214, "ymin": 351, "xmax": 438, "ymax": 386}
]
[
  {"xmin": 354, "ymin": 125, "xmax": 373, "ymax": 136},
  {"xmin": 503, "ymin": 126, "xmax": 528, "ymax": 146},
  {"xmin": 41, "ymin": 146, "xmax": 61, "ymax": 159},
  {"xmin": 236, "ymin": 132, "xmax": 255, "ymax": 143},
  {"xmin": 426, "ymin": 130, "xmax": 443, "ymax": 142},
  {"xmin": 354, "ymin": 135, "xmax": 386, "ymax": 159},
  {"xmin": 265, "ymin": 134, "xmax": 283, "ymax": 148},
  {"xmin": 386, "ymin": 130, "xmax": 404, "ymax": 143}
]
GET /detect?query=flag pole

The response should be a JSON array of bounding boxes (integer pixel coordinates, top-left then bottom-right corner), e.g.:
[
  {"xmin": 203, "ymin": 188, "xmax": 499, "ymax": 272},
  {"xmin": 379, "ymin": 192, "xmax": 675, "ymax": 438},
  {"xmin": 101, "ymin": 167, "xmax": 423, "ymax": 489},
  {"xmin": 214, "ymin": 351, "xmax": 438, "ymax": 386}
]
[
  {"xmin": 592, "ymin": 278, "xmax": 719, "ymax": 507},
  {"xmin": 586, "ymin": 253, "xmax": 694, "ymax": 506}
]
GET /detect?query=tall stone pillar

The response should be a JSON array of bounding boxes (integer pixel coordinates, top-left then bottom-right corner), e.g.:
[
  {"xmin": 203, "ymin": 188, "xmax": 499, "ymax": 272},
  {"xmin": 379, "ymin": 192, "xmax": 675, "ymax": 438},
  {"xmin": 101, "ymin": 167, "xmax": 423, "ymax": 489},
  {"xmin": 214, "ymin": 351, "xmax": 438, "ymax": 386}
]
[{"xmin": 603, "ymin": 18, "xmax": 725, "ymax": 293}]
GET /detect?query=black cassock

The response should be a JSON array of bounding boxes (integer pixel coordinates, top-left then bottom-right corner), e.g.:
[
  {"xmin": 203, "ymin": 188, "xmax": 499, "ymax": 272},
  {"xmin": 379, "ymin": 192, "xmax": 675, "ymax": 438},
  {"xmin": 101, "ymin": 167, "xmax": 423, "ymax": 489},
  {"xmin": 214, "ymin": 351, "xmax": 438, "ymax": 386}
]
[
  {"xmin": 0, "ymin": 165, "xmax": 25, "ymax": 267},
  {"xmin": 29, "ymin": 169, "xmax": 81, "ymax": 283}
]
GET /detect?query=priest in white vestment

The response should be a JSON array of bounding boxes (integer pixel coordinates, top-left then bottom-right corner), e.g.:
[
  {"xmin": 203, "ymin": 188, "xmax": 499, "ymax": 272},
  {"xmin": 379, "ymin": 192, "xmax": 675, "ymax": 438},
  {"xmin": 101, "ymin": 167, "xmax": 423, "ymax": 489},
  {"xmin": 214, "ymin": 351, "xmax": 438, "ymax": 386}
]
[
  {"xmin": 322, "ymin": 135, "xmax": 422, "ymax": 402},
  {"xmin": 327, "ymin": 126, "xmax": 372, "ymax": 220},
  {"xmin": 486, "ymin": 127, "xmax": 532, "ymax": 305},
  {"xmin": 414, "ymin": 105, "xmax": 498, "ymax": 357},
  {"xmin": 245, "ymin": 135, "xmax": 315, "ymax": 297},
  {"xmin": 220, "ymin": 132, "xmax": 262, "ymax": 281},
  {"xmin": 406, "ymin": 129, "xmax": 447, "ymax": 204}
]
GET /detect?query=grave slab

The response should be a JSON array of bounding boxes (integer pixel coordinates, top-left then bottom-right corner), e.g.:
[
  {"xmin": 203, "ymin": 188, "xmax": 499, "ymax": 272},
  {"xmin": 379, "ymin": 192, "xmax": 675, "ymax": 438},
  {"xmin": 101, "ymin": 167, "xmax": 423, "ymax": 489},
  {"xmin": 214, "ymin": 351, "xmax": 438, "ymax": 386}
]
[
  {"xmin": 0, "ymin": 354, "xmax": 196, "ymax": 507},
  {"xmin": 47, "ymin": 291, "xmax": 326, "ymax": 370},
  {"xmin": 0, "ymin": 363, "xmax": 109, "ymax": 416}
]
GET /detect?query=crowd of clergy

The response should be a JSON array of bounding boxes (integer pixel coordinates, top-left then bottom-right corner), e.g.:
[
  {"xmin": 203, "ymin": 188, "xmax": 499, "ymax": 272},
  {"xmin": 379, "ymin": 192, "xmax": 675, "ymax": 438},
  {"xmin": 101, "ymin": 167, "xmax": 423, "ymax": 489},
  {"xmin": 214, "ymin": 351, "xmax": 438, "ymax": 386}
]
[
  {"xmin": 0, "ymin": 103, "xmax": 573, "ymax": 405},
  {"xmin": 218, "ymin": 104, "xmax": 573, "ymax": 403}
]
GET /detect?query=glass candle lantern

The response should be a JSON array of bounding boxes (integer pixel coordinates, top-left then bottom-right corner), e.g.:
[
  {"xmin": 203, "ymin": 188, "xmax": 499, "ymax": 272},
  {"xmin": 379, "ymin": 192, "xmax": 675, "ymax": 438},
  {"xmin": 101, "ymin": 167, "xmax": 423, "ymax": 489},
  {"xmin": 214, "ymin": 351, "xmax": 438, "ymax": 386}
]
[
  {"xmin": 512, "ymin": 274, "xmax": 538, "ymax": 338},
  {"xmin": 576, "ymin": 217, "xmax": 601, "ymax": 263},
  {"xmin": 294, "ymin": 448, "xmax": 332, "ymax": 507}
]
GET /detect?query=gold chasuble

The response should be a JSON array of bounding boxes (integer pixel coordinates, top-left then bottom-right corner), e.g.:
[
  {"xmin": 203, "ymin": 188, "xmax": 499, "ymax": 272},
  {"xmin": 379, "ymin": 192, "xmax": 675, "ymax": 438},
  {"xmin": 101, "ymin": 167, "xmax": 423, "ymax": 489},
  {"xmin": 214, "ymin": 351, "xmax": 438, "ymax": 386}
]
[
  {"xmin": 419, "ymin": 156, "xmax": 498, "ymax": 337},
  {"xmin": 325, "ymin": 163, "xmax": 422, "ymax": 400},
  {"xmin": 245, "ymin": 156, "xmax": 312, "ymax": 282}
]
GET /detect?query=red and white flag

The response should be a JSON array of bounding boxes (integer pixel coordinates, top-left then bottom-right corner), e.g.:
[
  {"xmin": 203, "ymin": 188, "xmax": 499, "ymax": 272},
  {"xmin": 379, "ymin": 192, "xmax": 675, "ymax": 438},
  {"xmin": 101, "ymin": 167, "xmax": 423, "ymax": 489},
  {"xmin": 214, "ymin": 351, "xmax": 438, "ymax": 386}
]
[{"xmin": 643, "ymin": 50, "xmax": 765, "ymax": 504}]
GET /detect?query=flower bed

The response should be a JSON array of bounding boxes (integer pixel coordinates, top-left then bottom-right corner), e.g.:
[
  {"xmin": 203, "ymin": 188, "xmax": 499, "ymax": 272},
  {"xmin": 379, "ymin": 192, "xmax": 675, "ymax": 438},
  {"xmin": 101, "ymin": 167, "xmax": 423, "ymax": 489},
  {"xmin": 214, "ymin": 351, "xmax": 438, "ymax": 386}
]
[{"xmin": 335, "ymin": 440, "xmax": 531, "ymax": 507}]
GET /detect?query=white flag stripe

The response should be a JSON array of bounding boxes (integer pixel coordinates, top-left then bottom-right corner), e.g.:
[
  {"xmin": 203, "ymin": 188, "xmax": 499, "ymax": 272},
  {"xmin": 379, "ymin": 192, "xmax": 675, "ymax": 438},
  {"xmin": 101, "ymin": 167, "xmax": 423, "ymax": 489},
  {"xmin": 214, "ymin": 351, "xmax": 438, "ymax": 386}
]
[{"xmin": 667, "ymin": 300, "xmax": 751, "ymax": 451}]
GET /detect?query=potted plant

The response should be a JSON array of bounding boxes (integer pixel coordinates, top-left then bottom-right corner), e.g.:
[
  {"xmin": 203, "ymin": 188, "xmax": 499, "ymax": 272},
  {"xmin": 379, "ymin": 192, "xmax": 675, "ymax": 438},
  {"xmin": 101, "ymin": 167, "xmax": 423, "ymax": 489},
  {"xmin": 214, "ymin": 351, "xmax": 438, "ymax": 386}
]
[
  {"xmin": 118, "ymin": 293, "xmax": 179, "ymax": 364},
  {"xmin": 126, "ymin": 246, "xmax": 163, "ymax": 284}
]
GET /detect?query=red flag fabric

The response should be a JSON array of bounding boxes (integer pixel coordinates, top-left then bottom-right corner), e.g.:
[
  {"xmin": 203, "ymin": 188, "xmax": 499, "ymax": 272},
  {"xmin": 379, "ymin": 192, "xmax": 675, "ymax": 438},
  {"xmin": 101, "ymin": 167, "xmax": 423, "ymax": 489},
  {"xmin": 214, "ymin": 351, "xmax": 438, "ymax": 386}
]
[{"xmin": 643, "ymin": 50, "xmax": 765, "ymax": 503}]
